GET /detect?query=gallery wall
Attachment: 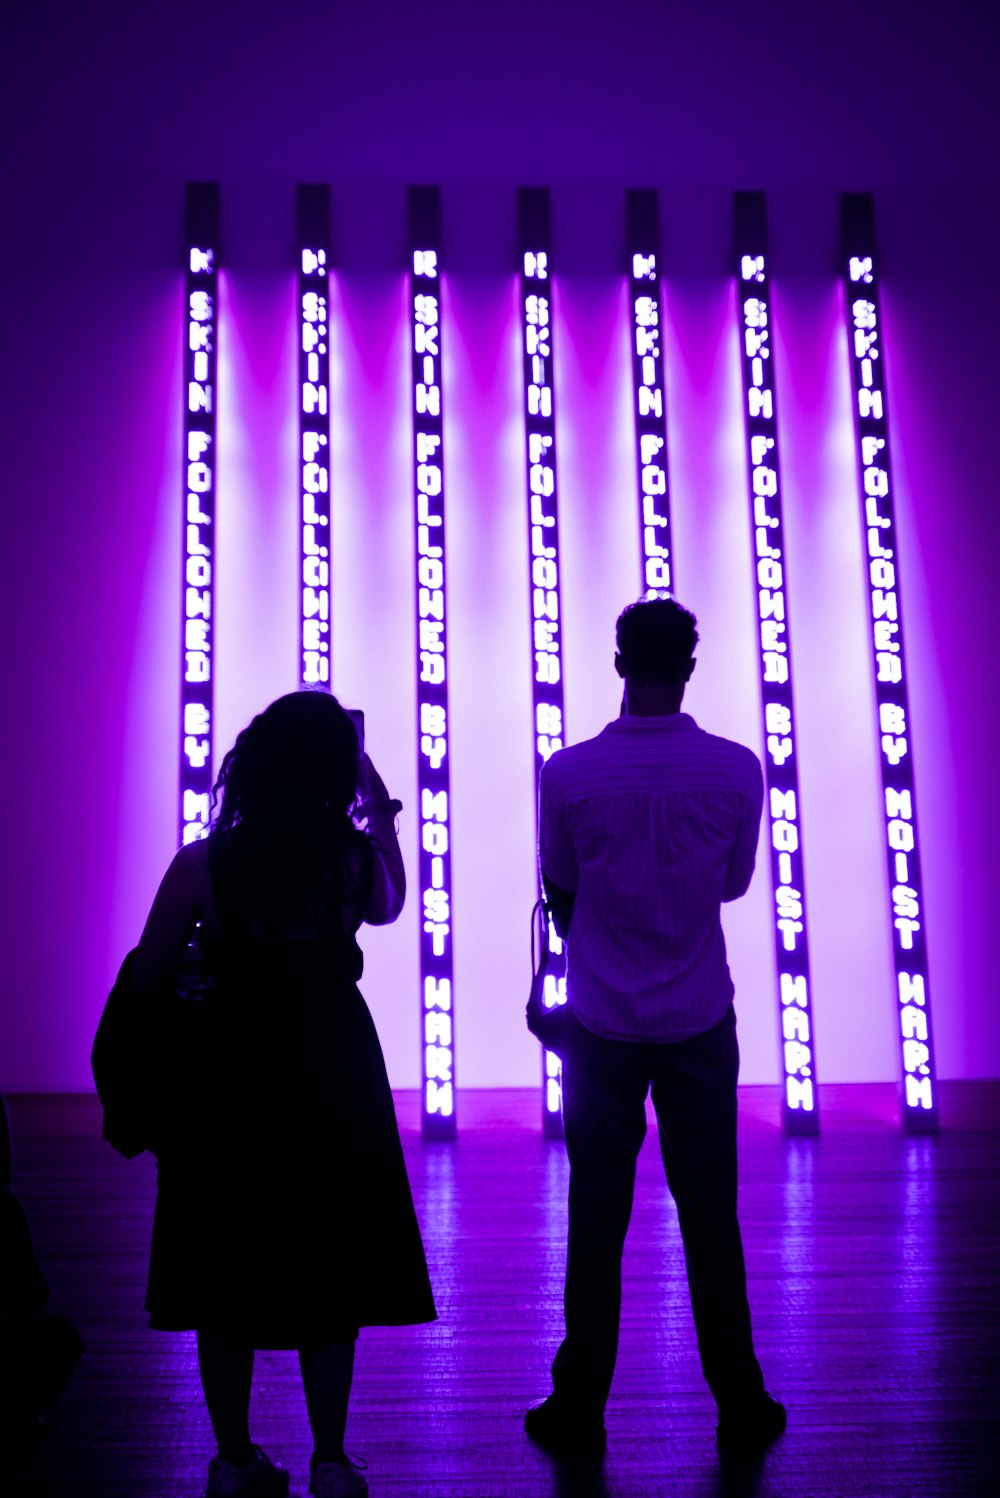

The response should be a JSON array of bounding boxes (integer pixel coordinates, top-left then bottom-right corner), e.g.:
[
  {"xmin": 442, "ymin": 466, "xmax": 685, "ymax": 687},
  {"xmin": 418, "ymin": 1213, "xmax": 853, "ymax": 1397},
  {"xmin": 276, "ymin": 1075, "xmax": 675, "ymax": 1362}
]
[{"xmin": 2, "ymin": 0, "xmax": 997, "ymax": 1099}]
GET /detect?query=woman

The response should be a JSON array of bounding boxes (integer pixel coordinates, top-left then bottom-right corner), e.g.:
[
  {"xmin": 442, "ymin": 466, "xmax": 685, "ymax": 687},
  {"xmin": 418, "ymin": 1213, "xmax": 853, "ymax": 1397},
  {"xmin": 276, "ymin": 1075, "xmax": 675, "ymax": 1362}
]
[{"xmin": 133, "ymin": 692, "xmax": 435, "ymax": 1498}]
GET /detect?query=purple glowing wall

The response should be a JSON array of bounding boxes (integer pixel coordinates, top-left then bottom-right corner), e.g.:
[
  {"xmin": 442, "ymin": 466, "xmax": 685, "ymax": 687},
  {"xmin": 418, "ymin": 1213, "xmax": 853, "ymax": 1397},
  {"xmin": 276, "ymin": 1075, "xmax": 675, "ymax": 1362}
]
[{"xmin": 2, "ymin": 2, "xmax": 998, "ymax": 1097}]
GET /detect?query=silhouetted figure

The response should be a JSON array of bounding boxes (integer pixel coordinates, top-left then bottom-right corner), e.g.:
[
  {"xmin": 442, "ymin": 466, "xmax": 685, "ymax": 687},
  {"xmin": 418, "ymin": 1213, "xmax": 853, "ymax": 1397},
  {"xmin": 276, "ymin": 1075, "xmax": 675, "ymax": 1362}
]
[
  {"xmin": 132, "ymin": 693, "xmax": 435, "ymax": 1497},
  {"xmin": 0, "ymin": 1090, "xmax": 83, "ymax": 1475},
  {"xmin": 526, "ymin": 598, "xmax": 785, "ymax": 1460}
]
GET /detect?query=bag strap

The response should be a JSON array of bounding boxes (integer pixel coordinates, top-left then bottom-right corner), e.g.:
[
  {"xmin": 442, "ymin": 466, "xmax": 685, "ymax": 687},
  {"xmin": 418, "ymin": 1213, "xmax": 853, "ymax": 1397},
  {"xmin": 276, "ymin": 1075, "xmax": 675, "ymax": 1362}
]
[{"xmin": 531, "ymin": 896, "xmax": 551, "ymax": 981}]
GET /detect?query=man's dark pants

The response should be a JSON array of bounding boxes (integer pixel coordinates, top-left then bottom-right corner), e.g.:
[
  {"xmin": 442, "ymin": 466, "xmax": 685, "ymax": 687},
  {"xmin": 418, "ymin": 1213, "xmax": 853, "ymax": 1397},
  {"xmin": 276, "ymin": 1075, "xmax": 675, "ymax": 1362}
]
[{"xmin": 552, "ymin": 1004, "xmax": 765, "ymax": 1417}]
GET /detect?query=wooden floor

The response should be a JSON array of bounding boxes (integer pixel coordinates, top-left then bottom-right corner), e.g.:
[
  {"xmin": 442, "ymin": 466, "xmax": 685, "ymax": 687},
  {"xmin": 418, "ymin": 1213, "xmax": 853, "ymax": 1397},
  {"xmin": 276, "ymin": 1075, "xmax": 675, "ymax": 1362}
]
[{"xmin": 6, "ymin": 1084, "xmax": 1000, "ymax": 1498}]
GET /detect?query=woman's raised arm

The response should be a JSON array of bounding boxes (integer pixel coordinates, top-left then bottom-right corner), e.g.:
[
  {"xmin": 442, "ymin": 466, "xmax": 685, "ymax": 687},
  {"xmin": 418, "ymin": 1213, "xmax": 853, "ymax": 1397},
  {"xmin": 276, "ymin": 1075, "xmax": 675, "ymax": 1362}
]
[{"xmin": 359, "ymin": 754, "xmax": 406, "ymax": 925}]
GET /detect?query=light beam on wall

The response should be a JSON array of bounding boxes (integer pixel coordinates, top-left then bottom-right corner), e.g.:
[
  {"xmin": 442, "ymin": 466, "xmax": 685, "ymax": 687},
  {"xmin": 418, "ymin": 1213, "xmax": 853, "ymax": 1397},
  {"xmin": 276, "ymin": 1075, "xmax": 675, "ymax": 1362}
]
[
  {"xmin": 734, "ymin": 192, "xmax": 820, "ymax": 1134},
  {"xmin": 409, "ymin": 186, "xmax": 457, "ymax": 1139},
  {"xmin": 180, "ymin": 182, "xmax": 219, "ymax": 846},
  {"xmin": 518, "ymin": 187, "xmax": 567, "ymax": 1138},
  {"xmin": 297, "ymin": 185, "xmax": 332, "ymax": 691},
  {"xmin": 625, "ymin": 190, "xmax": 674, "ymax": 597},
  {"xmin": 841, "ymin": 192, "xmax": 938, "ymax": 1133}
]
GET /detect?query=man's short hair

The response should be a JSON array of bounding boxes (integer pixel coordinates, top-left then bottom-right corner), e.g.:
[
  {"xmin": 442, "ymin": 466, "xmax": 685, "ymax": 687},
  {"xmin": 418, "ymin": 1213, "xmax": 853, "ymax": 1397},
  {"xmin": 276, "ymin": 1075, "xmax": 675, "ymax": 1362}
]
[{"xmin": 615, "ymin": 597, "xmax": 699, "ymax": 685}]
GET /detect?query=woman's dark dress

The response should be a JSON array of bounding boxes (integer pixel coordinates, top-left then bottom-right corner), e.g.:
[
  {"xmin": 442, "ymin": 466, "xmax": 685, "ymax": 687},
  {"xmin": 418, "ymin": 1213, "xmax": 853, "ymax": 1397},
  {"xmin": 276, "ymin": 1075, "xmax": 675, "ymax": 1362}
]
[{"xmin": 145, "ymin": 832, "xmax": 436, "ymax": 1347}]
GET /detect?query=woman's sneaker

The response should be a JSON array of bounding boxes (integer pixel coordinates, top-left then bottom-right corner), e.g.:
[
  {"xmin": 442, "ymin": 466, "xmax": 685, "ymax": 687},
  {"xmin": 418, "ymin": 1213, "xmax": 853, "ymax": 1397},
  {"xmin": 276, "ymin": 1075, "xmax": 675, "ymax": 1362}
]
[
  {"xmin": 206, "ymin": 1445, "xmax": 290, "ymax": 1496},
  {"xmin": 309, "ymin": 1453, "xmax": 369, "ymax": 1497}
]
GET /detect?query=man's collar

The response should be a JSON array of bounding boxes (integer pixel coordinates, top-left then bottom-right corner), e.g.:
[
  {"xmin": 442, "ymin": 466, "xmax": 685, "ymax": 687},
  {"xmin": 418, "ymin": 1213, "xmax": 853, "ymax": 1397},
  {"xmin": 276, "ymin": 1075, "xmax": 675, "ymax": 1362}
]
[{"xmin": 605, "ymin": 712, "xmax": 697, "ymax": 731}]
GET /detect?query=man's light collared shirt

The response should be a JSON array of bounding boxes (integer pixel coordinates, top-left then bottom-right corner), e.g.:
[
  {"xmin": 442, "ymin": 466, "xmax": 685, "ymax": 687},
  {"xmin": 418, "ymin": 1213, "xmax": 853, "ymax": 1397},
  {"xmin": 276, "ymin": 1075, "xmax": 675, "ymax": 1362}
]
[{"xmin": 538, "ymin": 713, "xmax": 764, "ymax": 1043}]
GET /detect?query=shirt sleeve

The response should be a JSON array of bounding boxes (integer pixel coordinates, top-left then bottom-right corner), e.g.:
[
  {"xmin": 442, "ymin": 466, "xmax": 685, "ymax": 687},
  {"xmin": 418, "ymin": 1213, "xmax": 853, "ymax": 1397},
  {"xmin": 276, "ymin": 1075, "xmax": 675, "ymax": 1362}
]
[
  {"xmin": 723, "ymin": 752, "xmax": 764, "ymax": 901},
  {"xmin": 538, "ymin": 759, "xmax": 578, "ymax": 892}
]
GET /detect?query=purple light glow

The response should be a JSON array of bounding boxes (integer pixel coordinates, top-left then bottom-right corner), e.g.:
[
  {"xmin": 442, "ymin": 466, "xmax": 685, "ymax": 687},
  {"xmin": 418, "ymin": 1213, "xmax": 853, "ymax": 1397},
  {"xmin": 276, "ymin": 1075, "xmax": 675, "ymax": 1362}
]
[
  {"xmin": 841, "ymin": 193, "xmax": 937, "ymax": 1132},
  {"xmin": 518, "ymin": 187, "xmax": 567, "ymax": 1137},
  {"xmin": 4, "ymin": 8, "xmax": 993, "ymax": 1106},
  {"xmin": 180, "ymin": 183, "xmax": 219, "ymax": 846},
  {"xmin": 297, "ymin": 185, "xmax": 332, "ymax": 690},
  {"xmin": 734, "ymin": 193, "xmax": 819, "ymax": 1133},
  {"xmin": 625, "ymin": 190, "xmax": 674, "ymax": 598},
  {"xmin": 409, "ymin": 187, "xmax": 456, "ymax": 1137}
]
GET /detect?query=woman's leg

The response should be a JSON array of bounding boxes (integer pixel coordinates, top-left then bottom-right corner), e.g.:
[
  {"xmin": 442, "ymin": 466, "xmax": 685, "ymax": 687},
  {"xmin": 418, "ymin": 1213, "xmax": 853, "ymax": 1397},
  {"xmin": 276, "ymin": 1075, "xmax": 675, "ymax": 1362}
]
[
  {"xmin": 298, "ymin": 1341, "xmax": 355, "ymax": 1465},
  {"xmin": 197, "ymin": 1327, "xmax": 255, "ymax": 1467}
]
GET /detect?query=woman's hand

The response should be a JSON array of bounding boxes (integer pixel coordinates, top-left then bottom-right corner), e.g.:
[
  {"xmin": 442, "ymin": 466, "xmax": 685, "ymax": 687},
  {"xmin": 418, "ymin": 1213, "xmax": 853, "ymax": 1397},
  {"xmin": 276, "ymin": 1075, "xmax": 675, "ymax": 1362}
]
[
  {"xmin": 360, "ymin": 754, "xmax": 403, "ymax": 823},
  {"xmin": 360, "ymin": 753, "xmax": 389, "ymax": 811},
  {"xmin": 358, "ymin": 754, "xmax": 406, "ymax": 924}
]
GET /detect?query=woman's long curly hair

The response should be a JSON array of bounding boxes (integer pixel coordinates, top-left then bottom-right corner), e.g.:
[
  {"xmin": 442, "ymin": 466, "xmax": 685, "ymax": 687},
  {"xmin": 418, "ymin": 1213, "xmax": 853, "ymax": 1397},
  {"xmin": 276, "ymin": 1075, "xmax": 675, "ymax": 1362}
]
[{"xmin": 211, "ymin": 691, "xmax": 363, "ymax": 934}]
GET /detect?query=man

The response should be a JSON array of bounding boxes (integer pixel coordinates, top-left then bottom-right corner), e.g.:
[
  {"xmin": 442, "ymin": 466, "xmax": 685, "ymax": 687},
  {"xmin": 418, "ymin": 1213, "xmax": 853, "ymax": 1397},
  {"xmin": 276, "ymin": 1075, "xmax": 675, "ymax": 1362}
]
[{"xmin": 526, "ymin": 597, "xmax": 785, "ymax": 1459}]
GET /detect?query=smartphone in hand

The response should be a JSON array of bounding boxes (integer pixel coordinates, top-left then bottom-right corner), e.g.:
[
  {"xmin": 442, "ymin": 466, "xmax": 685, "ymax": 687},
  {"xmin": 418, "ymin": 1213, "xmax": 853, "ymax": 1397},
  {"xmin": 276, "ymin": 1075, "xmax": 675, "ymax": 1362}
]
[{"xmin": 347, "ymin": 709, "xmax": 365, "ymax": 755}]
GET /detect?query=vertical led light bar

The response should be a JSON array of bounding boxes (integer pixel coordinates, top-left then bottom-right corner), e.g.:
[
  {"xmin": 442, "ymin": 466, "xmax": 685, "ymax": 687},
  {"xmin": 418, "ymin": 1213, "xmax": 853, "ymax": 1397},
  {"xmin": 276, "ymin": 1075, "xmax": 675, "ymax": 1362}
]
[
  {"xmin": 625, "ymin": 190, "xmax": 674, "ymax": 597},
  {"xmin": 734, "ymin": 192, "xmax": 819, "ymax": 1134},
  {"xmin": 841, "ymin": 193, "xmax": 937, "ymax": 1132},
  {"xmin": 408, "ymin": 186, "xmax": 456, "ymax": 1140},
  {"xmin": 297, "ymin": 185, "xmax": 332, "ymax": 690},
  {"xmin": 180, "ymin": 182, "xmax": 219, "ymax": 846},
  {"xmin": 518, "ymin": 187, "xmax": 568, "ymax": 1138}
]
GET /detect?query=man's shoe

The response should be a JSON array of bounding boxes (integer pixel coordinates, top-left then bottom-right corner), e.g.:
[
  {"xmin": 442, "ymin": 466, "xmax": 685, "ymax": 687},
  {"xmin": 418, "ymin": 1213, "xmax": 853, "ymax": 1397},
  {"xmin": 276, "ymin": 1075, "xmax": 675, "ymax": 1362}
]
[
  {"xmin": 716, "ymin": 1393, "xmax": 787, "ymax": 1453},
  {"xmin": 525, "ymin": 1395, "xmax": 607, "ymax": 1459},
  {"xmin": 206, "ymin": 1445, "xmax": 290, "ymax": 1496},
  {"xmin": 309, "ymin": 1453, "xmax": 369, "ymax": 1497}
]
